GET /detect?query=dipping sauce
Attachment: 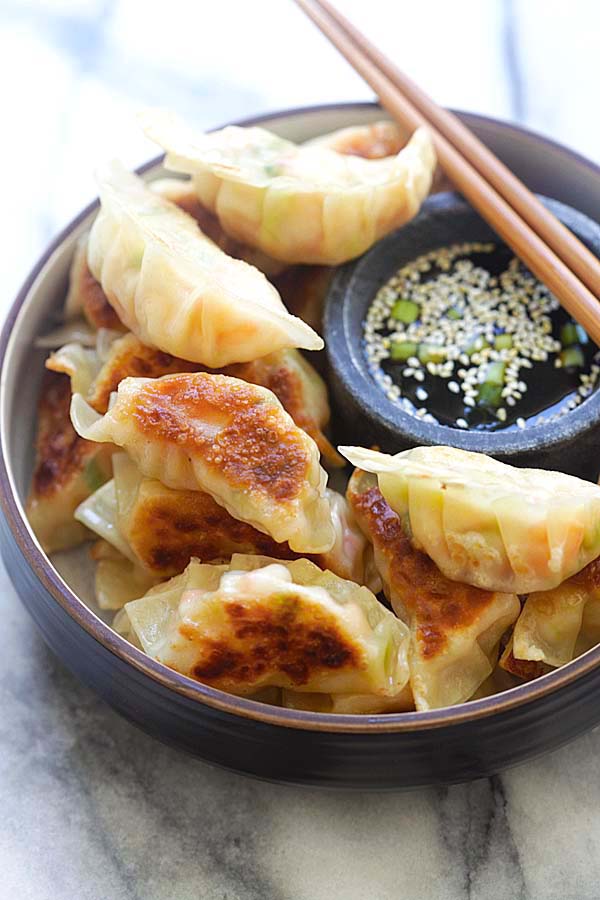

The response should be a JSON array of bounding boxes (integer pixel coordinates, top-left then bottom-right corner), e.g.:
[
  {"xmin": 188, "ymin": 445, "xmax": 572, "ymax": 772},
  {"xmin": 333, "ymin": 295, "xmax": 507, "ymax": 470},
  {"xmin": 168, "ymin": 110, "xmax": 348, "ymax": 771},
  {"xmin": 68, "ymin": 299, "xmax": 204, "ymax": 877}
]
[{"xmin": 364, "ymin": 242, "xmax": 600, "ymax": 431}]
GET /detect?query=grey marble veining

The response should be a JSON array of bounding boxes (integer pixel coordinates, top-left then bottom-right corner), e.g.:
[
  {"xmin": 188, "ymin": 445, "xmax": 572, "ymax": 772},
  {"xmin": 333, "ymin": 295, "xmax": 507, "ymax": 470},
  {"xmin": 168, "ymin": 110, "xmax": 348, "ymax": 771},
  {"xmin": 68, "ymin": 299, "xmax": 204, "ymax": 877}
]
[
  {"xmin": 4, "ymin": 1, "xmax": 600, "ymax": 896},
  {"xmin": 3, "ymin": 545, "xmax": 600, "ymax": 900}
]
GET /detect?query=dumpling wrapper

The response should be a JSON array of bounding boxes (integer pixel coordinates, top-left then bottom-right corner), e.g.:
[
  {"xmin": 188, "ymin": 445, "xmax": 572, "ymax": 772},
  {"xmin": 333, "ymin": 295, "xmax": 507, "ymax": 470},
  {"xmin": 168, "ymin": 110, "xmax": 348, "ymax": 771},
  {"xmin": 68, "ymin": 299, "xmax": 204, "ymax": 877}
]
[
  {"xmin": 150, "ymin": 177, "xmax": 287, "ymax": 278},
  {"xmin": 305, "ymin": 120, "xmax": 407, "ymax": 159},
  {"xmin": 341, "ymin": 445, "xmax": 600, "ymax": 595},
  {"xmin": 347, "ymin": 469, "xmax": 520, "ymax": 711},
  {"xmin": 26, "ymin": 371, "xmax": 112, "ymax": 553},
  {"xmin": 141, "ymin": 111, "xmax": 436, "ymax": 266},
  {"xmin": 64, "ymin": 234, "xmax": 125, "ymax": 331},
  {"xmin": 75, "ymin": 453, "xmax": 374, "ymax": 592},
  {"xmin": 71, "ymin": 372, "xmax": 334, "ymax": 554},
  {"xmin": 83, "ymin": 331, "xmax": 341, "ymax": 466},
  {"xmin": 87, "ymin": 162, "xmax": 322, "ymax": 367},
  {"xmin": 120, "ymin": 555, "xmax": 410, "ymax": 698},
  {"xmin": 505, "ymin": 558, "xmax": 600, "ymax": 670},
  {"xmin": 89, "ymin": 539, "xmax": 160, "ymax": 611}
]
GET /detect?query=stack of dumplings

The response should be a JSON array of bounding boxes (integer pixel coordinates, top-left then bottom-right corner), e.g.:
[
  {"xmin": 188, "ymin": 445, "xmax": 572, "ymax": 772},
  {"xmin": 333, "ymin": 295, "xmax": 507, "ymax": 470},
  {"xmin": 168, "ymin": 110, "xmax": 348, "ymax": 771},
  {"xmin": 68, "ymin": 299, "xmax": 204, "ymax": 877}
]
[{"xmin": 28, "ymin": 111, "xmax": 600, "ymax": 715}]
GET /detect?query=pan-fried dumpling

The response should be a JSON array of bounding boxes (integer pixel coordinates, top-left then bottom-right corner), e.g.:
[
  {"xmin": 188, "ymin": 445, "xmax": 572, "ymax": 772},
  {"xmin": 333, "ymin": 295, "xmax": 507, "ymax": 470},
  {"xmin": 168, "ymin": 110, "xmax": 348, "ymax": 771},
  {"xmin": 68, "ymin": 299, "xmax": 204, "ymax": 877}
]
[
  {"xmin": 52, "ymin": 329, "xmax": 338, "ymax": 466},
  {"xmin": 76, "ymin": 453, "xmax": 372, "ymax": 589},
  {"xmin": 86, "ymin": 332, "xmax": 199, "ymax": 413},
  {"xmin": 26, "ymin": 371, "xmax": 112, "ymax": 553},
  {"xmin": 64, "ymin": 234, "xmax": 125, "ymax": 331},
  {"xmin": 306, "ymin": 120, "xmax": 407, "ymax": 159},
  {"xmin": 341, "ymin": 445, "xmax": 600, "ymax": 595},
  {"xmin": 87, "ymin": 162, "xmax": 322, "ymax": 367},
  {"xmin": 85, "ymin": 331, "xmax": 340, "ymax": 466},
  {"xmin": 225, "ymin": 350, "xmax": 342, "ymax": 467},
  {"xmin": 45, "ymin": 328, "xmax": 122, "ymax": 398},
  {"xmin": 499, "ymin": 636, "xmax": 552, "ymax": 681},
  {"xmin": 347, "ymin": 469, "xmax": 520, "ymax": 710},
  {"xmin": 150, "ymin": 177, "xmax": 287, "ymax": 278},
  {"xmin": 71, "ymin": 372, "xmax": 334, "ymax": 553},
  {"xmin": 141, "ymin": 111, "xmax": 436, "ymax": 266},
  {"xmin": 505, "ymin": 559, "xmax": 600, "ymax": 669},
  {"xmin": 119, "ymin": 555, "xmax": 410, "ymax": 698}
]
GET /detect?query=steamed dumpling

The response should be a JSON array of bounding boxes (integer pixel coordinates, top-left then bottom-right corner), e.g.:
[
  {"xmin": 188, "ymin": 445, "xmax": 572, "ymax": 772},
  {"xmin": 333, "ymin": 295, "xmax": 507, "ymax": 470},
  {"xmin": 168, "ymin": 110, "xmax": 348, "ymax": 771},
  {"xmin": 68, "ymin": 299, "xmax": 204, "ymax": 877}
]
[
  {"xmin": 341, "ymin": 445, "xmax": 600, "ymax": 595},
  {"xmin": 71, "ymin": 372, "xmax": 334, "ymax": 553},
  {"xmin": 347, "ymin": 469, "xmax": 520, "ymax": 710},
  {"xmin": 119, "ymin": 555, "xmax": 410, "ymax": 698},
  {"xmin": 87, "ymin": 162, "xmax": 322, "ymax": 366},
  {"xmin": 141, "ymin": 111, "xmax": 436, "ymax": 265}
]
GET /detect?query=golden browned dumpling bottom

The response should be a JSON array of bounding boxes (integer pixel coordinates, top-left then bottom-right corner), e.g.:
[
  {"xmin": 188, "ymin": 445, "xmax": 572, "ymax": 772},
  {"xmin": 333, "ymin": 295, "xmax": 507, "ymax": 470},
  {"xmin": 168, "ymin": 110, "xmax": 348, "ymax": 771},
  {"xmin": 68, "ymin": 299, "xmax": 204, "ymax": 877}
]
[
  {"xmin": 186, "ymin": 593, "xmax": 362, "ymax": 690},
  {"xmin": 68, "ymin": 239, "xmax": 125, "ymax": 332},
  {"xmin": 26, "ymin": 371, "xmax": 111, "ymax": 552},
  {"xmin": 348, "ymin": 474, "xmax": 497, "ymax": 659},
  {"xmin": 119, "ymin": 478, "xmax": 295, "ymax": 577},
  {"xmin": 88, "ymin": 332, "xmax": 340, "ymax": 465},
  {"xmin": 88, "ymin": 333, "xmax": 199, "ymax": 413}
]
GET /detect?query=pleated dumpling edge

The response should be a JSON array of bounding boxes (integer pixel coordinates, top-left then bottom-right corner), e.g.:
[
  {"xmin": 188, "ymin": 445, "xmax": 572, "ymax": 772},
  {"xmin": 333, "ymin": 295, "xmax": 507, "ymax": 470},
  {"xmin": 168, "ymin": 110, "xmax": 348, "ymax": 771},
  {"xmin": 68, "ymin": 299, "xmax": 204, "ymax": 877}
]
[
  {"xmin": 86, "ymin": 161, "xmax": 323, "ymax": 367},
  {"xmin": 339, "ymin": 444, "xmax": 600, "ymax": 594}
]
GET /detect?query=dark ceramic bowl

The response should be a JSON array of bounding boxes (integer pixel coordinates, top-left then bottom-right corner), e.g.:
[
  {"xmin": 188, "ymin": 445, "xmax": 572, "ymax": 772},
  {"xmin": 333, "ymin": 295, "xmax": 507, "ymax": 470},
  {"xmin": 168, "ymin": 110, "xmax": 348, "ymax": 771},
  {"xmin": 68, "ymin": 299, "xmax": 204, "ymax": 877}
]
[
  {"xmin": 325, "ymin": 192, "xmax": 600, "ymax": 480},
  {"xmin": 6, "ymin": 103, "xmax": 600, "ymax": 790}
]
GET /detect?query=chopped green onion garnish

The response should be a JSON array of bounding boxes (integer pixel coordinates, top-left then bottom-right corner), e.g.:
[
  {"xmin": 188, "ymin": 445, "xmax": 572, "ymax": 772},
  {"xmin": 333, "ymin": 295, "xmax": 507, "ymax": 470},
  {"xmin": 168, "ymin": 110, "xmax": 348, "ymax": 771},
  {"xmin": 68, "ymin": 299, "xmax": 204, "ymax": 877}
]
[
  {"xmin": 477, "ymin": 382, "xmax": 503, "ymax": 408},
  {"xmin": 447, "ymin": 307, "xmax": 462, "ymax": 320},
  {"xmin": 391, "ymin": 299, "xmax": 420, "ymax": 324},
  {"xmin": 477, "ymin": 360, "xmax": 505, "ymax": 409},
  {"xmin": 560, "ymin": 346, "xmax": 585, "ymax": 368},
  {"xmin": 560, "ymin": 323, "xmax": 579, "ymax": 347},
  {"xmin": 494, "ymin": 333, "xmax": 513, "ymax": 350},
  {"xmin": 484, "ymin": 360, "xmax": 506, "ymax": 385},
  {"xmin": 465, "ymin": 336, "xmax": 489, "ymax": 357},
  {"xmin": 390, "ymin": 340, "xmax": 418, "ymax": 362},
  {"xmin": 418, "ymin": 343, "xmax": 446, "ymax": 364}
]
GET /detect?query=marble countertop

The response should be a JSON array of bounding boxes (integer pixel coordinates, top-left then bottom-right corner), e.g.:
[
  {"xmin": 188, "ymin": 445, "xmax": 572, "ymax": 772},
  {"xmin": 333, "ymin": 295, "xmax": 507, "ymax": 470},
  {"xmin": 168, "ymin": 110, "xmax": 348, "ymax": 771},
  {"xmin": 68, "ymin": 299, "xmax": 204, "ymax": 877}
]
[{"xmin": 3, "ymin": 2, "xmax": 600, "ymax": 897}]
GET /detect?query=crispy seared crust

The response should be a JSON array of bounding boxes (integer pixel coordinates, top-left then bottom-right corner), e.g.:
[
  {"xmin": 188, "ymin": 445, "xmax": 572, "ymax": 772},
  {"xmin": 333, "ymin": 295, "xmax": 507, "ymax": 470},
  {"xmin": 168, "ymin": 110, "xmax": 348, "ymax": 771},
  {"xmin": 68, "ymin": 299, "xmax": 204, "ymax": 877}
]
[
  {"xmin": 88, "ymin": 333, "xmax": 199, "ymax": 413},
  {"xmin": 130, "ymin": 373, "xmax": 311, "ymax": 503},
  {"xmin": 499, "ymin": 640, "xmax": 552, "ymax": 680},
  {"xmin": 182, "ymin": 595, "xmax": 361, "ymax": 691},
  {"xmin": 26, "ymin": 371, "xmax": 111, "ymax": 552},
  {"xmin": 87, "ymin": 333, "xmax": 340, "ymax": 464},
  {"xmin": 226, "ymin": 353, "xmax": 342, "ymax": 468},
  {"xmin": 316, "ymin": 120, "xmax": 407, "ymax": 159},
  {"xmin": 121, "ymin": 478, "xmax": 295, "ymax": 576},
  {"xmin": 30, "ymin": 372, "xmax": 96, "ymax": 498},
  {"xmin": 347, "ymin": 470, "xmax": 497, "ymax": 659},
  {"xmin": 68, "ymin": 238, "xmax": 126, "ymax": 332}
]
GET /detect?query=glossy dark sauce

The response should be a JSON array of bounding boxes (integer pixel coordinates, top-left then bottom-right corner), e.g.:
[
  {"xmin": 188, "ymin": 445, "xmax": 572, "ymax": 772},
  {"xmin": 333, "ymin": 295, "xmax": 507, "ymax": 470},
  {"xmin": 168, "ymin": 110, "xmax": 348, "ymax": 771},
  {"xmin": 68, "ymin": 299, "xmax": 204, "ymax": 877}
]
[{"xmin": 367, "ymin": 244, "xmax": 600, "ymax": 431}]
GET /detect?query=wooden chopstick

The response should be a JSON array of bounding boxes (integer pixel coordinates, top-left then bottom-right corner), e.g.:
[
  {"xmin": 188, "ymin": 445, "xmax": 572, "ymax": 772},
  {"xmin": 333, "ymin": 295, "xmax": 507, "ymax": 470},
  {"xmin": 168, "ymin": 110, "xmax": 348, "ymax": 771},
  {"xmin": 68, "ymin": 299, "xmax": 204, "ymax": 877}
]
[
  {"xmin": 309, "ymin": 0, "xmax": 600, "ymax": 302},
  {"xmin": 294, "ymin": 0, "xmax": 600, "ymax": 348}
]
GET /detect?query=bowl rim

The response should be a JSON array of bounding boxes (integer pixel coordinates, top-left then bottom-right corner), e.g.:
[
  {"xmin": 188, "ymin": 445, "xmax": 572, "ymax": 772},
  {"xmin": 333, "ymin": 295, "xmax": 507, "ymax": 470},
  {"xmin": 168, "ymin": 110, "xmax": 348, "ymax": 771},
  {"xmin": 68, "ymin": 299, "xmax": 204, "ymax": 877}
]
[{"xmin": 3, "ymin": 99, "xmax": 600, "ymax": 735}]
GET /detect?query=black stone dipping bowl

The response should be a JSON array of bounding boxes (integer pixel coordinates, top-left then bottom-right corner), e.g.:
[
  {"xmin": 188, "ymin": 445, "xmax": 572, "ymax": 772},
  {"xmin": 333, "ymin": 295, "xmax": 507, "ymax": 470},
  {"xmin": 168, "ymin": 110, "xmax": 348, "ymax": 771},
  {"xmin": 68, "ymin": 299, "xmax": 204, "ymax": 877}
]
[{"xmin": 324, "ymin": 192, "xmax": 600, "ymax": 480}]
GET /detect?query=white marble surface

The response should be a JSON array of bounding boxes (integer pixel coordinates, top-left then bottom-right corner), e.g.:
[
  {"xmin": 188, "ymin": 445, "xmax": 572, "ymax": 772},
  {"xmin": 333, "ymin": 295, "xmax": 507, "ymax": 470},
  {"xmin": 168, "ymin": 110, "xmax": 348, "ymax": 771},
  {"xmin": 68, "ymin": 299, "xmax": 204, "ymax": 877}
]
[{"xmin": 3, "ymin": 1, "xmax": 600, "ymax": 897}]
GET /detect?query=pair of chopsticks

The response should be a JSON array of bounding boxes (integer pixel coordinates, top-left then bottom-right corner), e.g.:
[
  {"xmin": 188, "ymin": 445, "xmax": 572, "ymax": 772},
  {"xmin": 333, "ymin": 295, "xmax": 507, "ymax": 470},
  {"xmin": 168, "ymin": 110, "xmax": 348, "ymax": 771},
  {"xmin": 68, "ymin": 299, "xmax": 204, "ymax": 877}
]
[{"xmin": 295, "ymin": 0, "xmax": 600, "ymax": 347}]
